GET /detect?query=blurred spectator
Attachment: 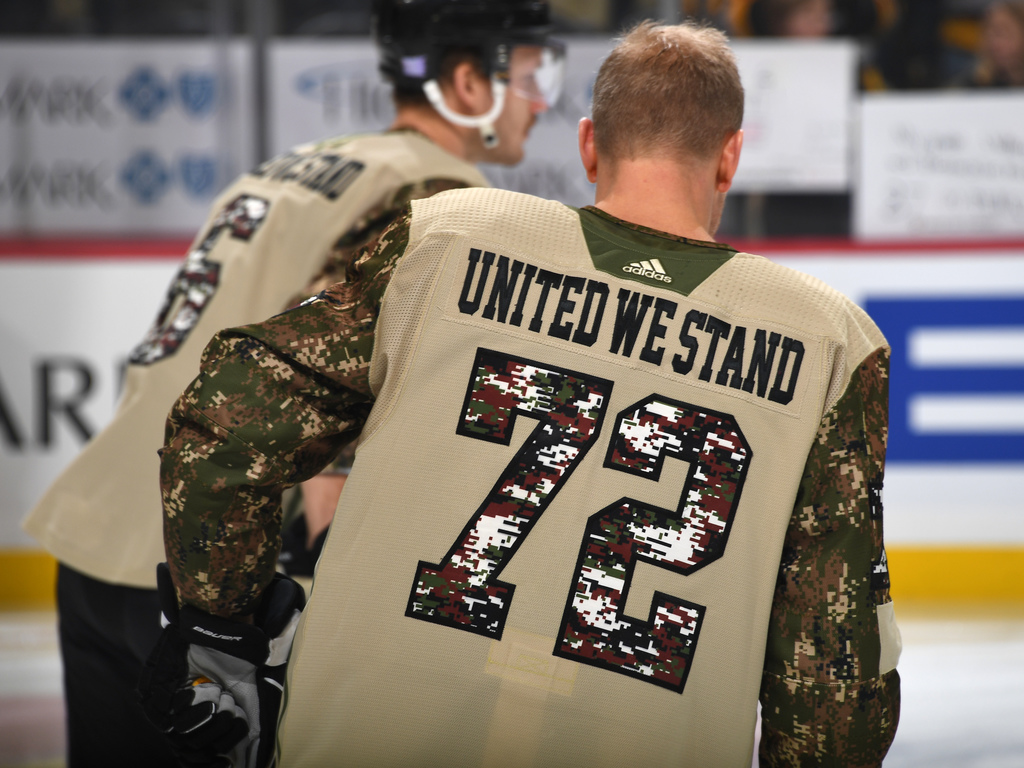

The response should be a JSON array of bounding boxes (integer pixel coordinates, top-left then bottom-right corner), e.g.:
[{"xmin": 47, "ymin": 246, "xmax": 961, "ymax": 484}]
[
  {"xmin": 718, "ymin": 0, "xmax": 894, "ymax": 239},
  {"xmin": 550, "ymin": 0, "xmax": 613, "ymax": 31},
  {"xmin": 749, "ymin": 0, "xmax": 833, "ymax": 36},
  {"xmin": 959, "ymin": 1, "xmax": 1024, "ymax": 85},
  {"xmin": 726, "ymin": 0, "xmax": 899, "ymax": 91},
  {"xmin": 729, "ymin": 0, "xmax": 893, "ymax": 37},
  {"xmin": 872, "ymin": 0, "xmax": 1013, "ymax": 88},
  {"xmin": 681, "ymin": 0, "xmax": 733, "ymax": 28}
]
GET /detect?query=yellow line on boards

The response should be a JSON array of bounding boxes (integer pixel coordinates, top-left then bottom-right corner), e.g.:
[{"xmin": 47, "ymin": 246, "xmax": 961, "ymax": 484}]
[
  {"xmin": 0, "ymin": 547, "xmax": 1022, "ymax": 609},
  {"xmin": 0, "ymin": 551, "xmax": 58, "ymax": 608},
  {"xmin": 887, "ymin": 547, "xmax": 1024, "ymax": 602}
]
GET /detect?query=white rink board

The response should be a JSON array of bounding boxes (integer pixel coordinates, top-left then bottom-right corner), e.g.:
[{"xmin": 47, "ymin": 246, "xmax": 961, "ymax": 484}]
[
  {"xmin": 269, "ymin": 40, "xmax": 390, "ymax": 151},
  {"xmin": 730, "ymin": 39, "xmax": 856, "ymax": 192},
  {"xmin": 2, "ymin": 242, "xmax": 1022, "ymax": 549},
  {"xmin": 0, "ymin": 40, "xmax": 253, "ymax": 235},
  {"xmin": 0, "ymin": 257, "xmax": 179, "ymax": 547},
  {"xmin": 856, "ymin": 92, "xmax": 1024, "ymax": 240},
  {"xmin": 768, "ymin": 246, "xmax": 1024, "ymax": 546}
]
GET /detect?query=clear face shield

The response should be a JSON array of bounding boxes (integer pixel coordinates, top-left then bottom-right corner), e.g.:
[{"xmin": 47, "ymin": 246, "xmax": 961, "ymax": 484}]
[
  {"xmin": 507, "ymin": 40, "xmax": 566, "ymax": 111},
  {"xmin": 422, "ymin": 39, "xmax": 566, "ymax": 148}
]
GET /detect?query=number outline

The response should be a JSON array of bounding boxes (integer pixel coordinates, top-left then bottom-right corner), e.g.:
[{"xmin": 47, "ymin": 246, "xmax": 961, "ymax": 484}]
[
  {"xmin": 406, "ymin": 351, "xmax": 753, "ymax": 694},
  {"xmin": 405, "ymin": 347, "xmax": 614, "ymax": 639},
  {"xmin": 554, "ymin": 395, "xmax": 752, "ymax": 692}
]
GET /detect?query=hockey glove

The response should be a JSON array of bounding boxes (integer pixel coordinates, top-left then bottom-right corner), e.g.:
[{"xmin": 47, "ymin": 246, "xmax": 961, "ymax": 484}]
[
  {"xmin": 138, "ymin": 563, "xmax": 305, "ymax": 768},
  {"xmin": 277, "ymin": 515, "xmax": 328, "ymax": 578}
]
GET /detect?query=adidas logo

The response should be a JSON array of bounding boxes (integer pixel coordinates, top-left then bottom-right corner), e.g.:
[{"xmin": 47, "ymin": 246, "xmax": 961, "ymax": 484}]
[{"xmin": 622, "ymin": 259, "xmax": 672, "ymax": 283}]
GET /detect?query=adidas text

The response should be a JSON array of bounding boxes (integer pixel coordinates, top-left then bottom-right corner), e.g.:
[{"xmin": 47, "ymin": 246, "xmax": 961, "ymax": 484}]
[{"xmin": 623, "ymin": 259, "xmax": 672, "ymax": 283}]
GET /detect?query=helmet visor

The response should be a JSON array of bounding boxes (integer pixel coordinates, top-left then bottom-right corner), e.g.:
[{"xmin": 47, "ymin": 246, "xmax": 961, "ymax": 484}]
[{"xmin": 507, "ymin": 40, "xmax": 566, "ymax": 109}]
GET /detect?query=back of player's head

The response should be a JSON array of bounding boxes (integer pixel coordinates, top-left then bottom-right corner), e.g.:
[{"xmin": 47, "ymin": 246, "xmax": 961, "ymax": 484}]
[
  {"xmin": 373, "ymin": 0, "xmax": 553, "ymax": 98},
  {"xmin": 592, "ymin": 21, "xmax": 744, "ymax": 165}
]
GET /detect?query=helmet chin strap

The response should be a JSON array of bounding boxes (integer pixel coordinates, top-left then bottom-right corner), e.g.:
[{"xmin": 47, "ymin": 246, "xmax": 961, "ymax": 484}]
[{"xmin": 422, "ymin": 78, "xmax": 507, "ymax": 149}]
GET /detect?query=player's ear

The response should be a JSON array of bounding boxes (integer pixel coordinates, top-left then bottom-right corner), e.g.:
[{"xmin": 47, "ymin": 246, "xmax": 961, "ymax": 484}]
[
  {"xmin": 715, "ymin": 129, "xmax": 743, "ymax": 193},
  {"xmin": 445, "ymin": 60, "xmax": 493, "ymax": 117},
  {"xmin": 578, "ymin": 117, "xmax": 599, "ymax": 184}
]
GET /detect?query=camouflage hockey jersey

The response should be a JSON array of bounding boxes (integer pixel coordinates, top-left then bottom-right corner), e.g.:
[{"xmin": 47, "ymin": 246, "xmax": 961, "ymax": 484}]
[
  {"xmin": 23, "ymin": 131, "xmax": 488, "ymax": 589},
  {"xmin": 161, "ymin": 188, "xmax": 901, "ymax": 767}
]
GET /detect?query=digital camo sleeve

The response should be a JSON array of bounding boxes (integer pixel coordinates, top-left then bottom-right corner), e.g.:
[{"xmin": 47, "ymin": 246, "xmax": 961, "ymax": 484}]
[
  {"xmin": 290, "ymin": 177, "xmax": 472, "ymax": 304},
  {"xmin": 160, "ymin": 210, "xmax": 413, "ymax": 616},
  {"xmin": 759, "ymin": 346, "xmax": 901, "ymax": 767},
  {"xmin": 285, "ymin": 178, "xmax": 472, "ymax": 475}
]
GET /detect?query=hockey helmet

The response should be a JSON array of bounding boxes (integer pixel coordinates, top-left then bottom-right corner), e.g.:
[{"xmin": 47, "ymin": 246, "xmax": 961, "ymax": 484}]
[{"xmin": 373, "ymin": 0, "xmax": 565, "ymax": 146}]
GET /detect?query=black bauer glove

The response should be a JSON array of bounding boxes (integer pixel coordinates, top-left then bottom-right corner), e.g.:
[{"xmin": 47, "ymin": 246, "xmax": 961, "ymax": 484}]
[{"xmin": 138, "ymin": 563, "xmax": 306, "ymax": 768}]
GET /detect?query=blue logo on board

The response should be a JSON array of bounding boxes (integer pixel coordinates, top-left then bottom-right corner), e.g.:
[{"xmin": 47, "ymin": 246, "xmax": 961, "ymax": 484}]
[
  {"xmin": 179, "ymin": 154, "xmax": 219, "ymax": 199},
  {"xmin": 120, "ymin": 67, "xmax": 219, "ymax": 121},
  {"xmin": 120, "ymin": 150, "xmax": 222, "ymax": 203},
  {"xmin": 177, "ymin": 72, "xmax": 217, "ymax": 118},
  {"xmin": 865, "ymin": 296, "xmax": 1024, "ymax": 463},
  {"xmin": 120, "ymin": 150, "xmax": 171, "ymax": 204},
  {"xmin": 119, "ymin": 67, "xmax": 171, "ymax": 122}
]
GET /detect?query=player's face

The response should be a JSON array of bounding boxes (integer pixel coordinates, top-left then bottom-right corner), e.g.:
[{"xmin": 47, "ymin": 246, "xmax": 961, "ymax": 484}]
[{"xmin": 484, "ymin": 45, "xmax": 556, "ymax": 166}]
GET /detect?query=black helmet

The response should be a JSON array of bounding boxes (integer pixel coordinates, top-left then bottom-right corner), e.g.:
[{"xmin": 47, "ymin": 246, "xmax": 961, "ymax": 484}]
[{"xmin": 373, "ymin": 0, "xmax": 554, "ymax": 93}]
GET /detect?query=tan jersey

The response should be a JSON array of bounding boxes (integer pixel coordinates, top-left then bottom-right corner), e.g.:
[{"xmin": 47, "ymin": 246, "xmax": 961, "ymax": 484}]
[
  {"xmin": 273, "ymin": 189, "xmax": 891, "ymax": 767},
  {"xmin": 23, "ymin": 132, "xmax": 488, "ymax": 588}
]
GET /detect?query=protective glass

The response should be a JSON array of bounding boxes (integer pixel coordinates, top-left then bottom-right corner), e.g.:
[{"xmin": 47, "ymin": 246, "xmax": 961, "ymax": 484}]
[{"xmin": 508, "ymin": 40, "xmax": 566, "ymax": 109}]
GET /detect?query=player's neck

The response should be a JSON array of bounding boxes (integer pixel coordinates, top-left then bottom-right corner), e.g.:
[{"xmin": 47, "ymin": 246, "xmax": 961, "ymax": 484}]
[
  {"xmin": 390, "ymin": 106, "xmax": 477, "ymax": 163},
  {"xmin": 593, "ymin": 157, "xmax": 720, "ymax": 242}
]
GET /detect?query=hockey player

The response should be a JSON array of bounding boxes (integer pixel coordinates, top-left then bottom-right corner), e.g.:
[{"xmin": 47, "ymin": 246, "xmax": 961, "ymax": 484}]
[
  {"xmin": 143, "ymin": 20, "xmax": 900, "ymax": 768},
  {"xmin": 22, "ymin": 2, "xmax": 564, "ymax": 765}
]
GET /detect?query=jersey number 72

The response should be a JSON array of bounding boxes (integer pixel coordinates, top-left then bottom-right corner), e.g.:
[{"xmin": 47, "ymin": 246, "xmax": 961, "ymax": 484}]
[{"xmin": 406, "ymin": 348, "xmax": 752, "ymax": 693}]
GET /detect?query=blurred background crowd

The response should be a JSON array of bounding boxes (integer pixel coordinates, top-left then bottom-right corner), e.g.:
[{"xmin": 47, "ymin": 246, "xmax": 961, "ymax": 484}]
[
  {"xmin": 4, "ymin": 0, "xmax": 1022, "ymax": 239},
  {"xmin": 2, "ymin": 0, "xmax": 1023, "ymax": 92}
]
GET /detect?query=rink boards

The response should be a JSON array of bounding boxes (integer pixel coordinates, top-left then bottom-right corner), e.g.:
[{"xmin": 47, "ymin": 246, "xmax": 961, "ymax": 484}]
[{"xmin": 0, "ymin": 238, "xmax": 1022, "ymax": 604}]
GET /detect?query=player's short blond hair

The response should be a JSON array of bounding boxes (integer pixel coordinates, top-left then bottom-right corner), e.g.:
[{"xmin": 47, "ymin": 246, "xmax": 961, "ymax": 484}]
[{"xmin": 592, "ymin": 21, "xmax": 744, "ymax": 163}]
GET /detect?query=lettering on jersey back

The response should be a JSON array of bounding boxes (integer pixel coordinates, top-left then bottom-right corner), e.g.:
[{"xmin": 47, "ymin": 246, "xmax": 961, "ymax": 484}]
[
  {"xmin": 456, "ymin": 247, "xmax": 806, "ymax": 407},
  {"xmin": 250, "ymin": 151, "xmax": 364, "ymax": 201}
]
